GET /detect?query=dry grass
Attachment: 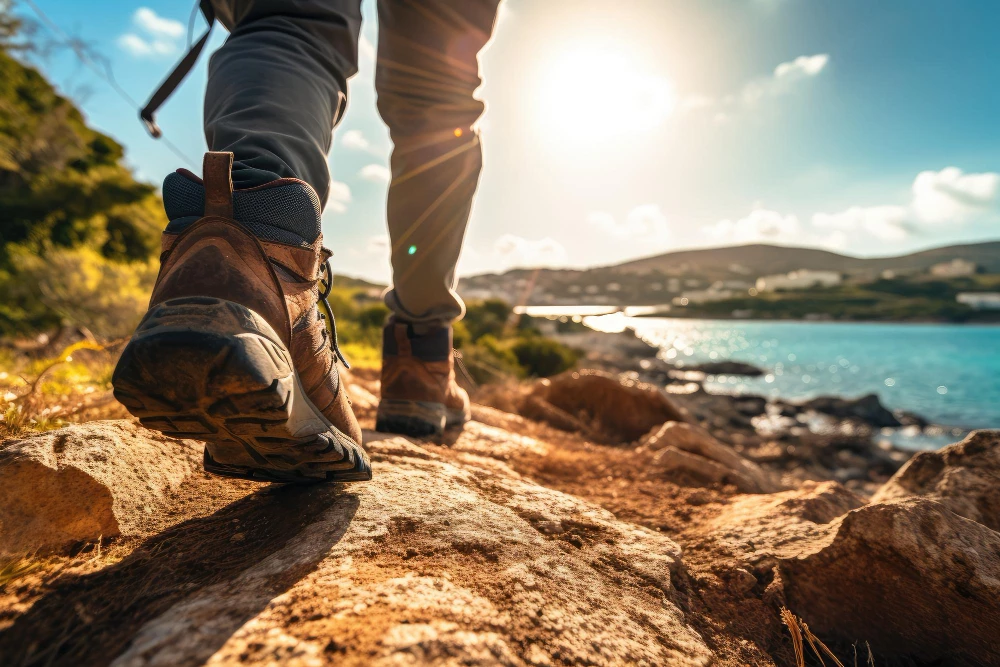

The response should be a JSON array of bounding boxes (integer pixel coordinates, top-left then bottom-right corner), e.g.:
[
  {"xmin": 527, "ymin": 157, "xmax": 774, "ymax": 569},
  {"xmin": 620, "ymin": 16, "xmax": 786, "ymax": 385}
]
[
  {"xmin": 782, "ymin": 607, "xmax": 876, "ymax": 666},
  {"xmin": 0, "ymin": 340, "xmax": 128, "ymax": 441},
  {"xmin": 0, "ymin": 556, "xmax": 42, "ymax": 589}
]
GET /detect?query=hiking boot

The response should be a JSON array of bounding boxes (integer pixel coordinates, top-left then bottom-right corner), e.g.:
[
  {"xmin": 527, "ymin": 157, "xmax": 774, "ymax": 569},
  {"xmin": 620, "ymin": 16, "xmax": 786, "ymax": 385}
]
[
  {"xmin": 112, "ymin": 152, "xmax": 370, "ymax": 484},
  {"xmin": 376, "ymin": 318, "xmax": 470, "ymax": 438}
]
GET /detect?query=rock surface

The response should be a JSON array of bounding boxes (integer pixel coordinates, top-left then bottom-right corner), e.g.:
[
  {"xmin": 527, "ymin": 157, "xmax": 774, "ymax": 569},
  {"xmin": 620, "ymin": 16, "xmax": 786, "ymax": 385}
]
[
  {"xmin": 641, "ymin": 421, "xmax": 777, "ymax": 493},
  {"xmin": 871, "ymin": 429, "xmax": 1000, "ymax": 530},
  {"xmin": 779, "ymin": 498, "xmax": 1000, "ymax": 665},
  {"xmin": 525, "ymin": 369, "xmax": 688, "ymax": 443},
  {"xmin": 796, "ymin": 393, "xmax": 900, "ymax": 428},
  {"xmin": 1, "ymin": 423, "xmax": 713, "ymax": 667},
  {"xmin": 705, "ymin": 480, "xmax": 864, "ymax": 560},
  {"xmin": 3, "ymin": 402, "xmax": 996, "ymax": 665},
  {"xmin": 0, "ymin": 421, "xmax": 201, "ymax": 556},
  {"xmin": 686, "ymin": 361, "xmax": 764, "ymax": 377}
]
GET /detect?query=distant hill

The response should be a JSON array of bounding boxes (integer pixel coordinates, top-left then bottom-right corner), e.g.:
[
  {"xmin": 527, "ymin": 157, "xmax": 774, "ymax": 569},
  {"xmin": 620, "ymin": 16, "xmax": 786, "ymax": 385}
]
[
  {"xmin": 457, "ymin": 240, "xmax": 1000, "ymax": 309},
  {"xmin": 611, "ymin": 241, "xmax": 1000, "ymax": 280}
]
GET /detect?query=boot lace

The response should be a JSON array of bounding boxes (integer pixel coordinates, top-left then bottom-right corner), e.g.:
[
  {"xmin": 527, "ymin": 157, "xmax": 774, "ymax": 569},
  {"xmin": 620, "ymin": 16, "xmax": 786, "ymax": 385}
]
[{"xmin": 318, "ymin": 257, "xmax": 350, "ymax": 369}]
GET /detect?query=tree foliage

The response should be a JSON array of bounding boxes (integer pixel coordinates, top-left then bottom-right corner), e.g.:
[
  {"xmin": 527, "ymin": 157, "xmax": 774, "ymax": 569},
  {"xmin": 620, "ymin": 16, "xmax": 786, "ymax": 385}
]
[
  {"xmin": 0, "ymin": 49, "xmax": 164, "ymax": 265},
  {"xmin": 0, "ymin": 10, "xmax": 165, "ymax": 334}
]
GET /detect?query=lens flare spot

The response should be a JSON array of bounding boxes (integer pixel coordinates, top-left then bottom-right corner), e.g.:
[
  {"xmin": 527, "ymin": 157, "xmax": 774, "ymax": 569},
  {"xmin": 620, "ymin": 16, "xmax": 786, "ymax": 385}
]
[
  {"xmin": 408, "ymin": 245, "xmax": 417, "ymax": 255},
  {"xmin": 453, "ymin": 128, "xmax": 463, "ymax": 137}
]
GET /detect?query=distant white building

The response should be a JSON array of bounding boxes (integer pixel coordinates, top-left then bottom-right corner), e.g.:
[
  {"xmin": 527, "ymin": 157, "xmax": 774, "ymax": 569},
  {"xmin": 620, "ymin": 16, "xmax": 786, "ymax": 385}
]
[
  {"xmin": 957, "ymin": 293, "xmax": 1000, "ymax": 310},
  {"xmin": 755, "ymin": 270, "xmax": 842, "ymax": 292},
  {"xmin": 462, "ymin": 288, "xmax": 498, "ymax": 300},
  {"xmin": 931, "ymin": 258, "xmax": 977, "ymax": 277},
  {"xmin": 712, "ymin": 280, "xmax": 752, "ymax": 291},
  {"xmin": 673, "ymin": 289, "xmax": 735, "ymax": 305}
]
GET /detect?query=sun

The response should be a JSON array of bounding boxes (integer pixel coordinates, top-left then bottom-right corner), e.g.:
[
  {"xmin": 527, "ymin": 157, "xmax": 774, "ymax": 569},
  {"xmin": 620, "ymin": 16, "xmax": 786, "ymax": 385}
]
[{"xmin": 532, "ymin": 44, "xmax": 675, "ymax": 147}]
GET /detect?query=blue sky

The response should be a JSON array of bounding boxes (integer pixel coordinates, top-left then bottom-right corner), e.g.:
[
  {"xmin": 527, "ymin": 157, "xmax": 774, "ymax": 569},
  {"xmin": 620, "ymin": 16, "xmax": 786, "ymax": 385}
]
[{"xmin": 17, "ymin": 0, "xmax": 1000, "ymax": 282}]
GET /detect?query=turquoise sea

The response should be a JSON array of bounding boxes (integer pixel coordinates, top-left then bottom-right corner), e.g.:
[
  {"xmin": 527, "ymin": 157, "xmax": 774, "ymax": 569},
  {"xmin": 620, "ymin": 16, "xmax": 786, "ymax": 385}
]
[{"xmin": 580, "ymin": 315, "xmax": 999, "ymax": 447}]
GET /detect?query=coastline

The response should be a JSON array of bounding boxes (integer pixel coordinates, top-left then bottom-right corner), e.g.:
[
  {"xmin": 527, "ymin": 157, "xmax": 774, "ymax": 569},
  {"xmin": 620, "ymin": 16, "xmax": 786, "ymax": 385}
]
[{"xmin": 546, "ymin": 325, "xmax": 969, "ymax": 497}]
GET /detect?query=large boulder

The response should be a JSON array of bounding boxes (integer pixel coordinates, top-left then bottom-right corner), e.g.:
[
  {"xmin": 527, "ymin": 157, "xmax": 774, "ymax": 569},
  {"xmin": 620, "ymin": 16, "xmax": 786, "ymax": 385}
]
[
  {"xmin": 686, "ymin": 361, "xmax": 764, "ymax": 377},
  {"xmin": 0, "ymin": 420, "xmax": 201, "ymax": 556},
  {"xmin": 705, "ymin": 480, "xmax": 864, "ymax": 560},
  {"xmin": 525, "ymin": 369, "xmax": 688, "ymax": 443},
  {"xmin": 641, "ymin": 421, "xmax": 778, "ymax": 493},
  {"xmin": 0, "ymin": 425, "xmax": 714, "ymax": 666},
  {"xmin": 872, "ymin": 429, "xmax": 1000, "ymax": 530},
  {"xmin": 798, "ymin": 393, "xmax": 899, "ymax": 428},
  {"xmin": 779, "ymin": 498, "xmax": 1000, "ymax": 665}
]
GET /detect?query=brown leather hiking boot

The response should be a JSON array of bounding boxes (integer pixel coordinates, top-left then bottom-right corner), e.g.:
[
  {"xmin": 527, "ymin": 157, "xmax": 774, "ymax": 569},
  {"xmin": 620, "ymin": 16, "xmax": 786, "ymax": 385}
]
[
  {"xmin": 376, "ymin": 318, "xmax": 470, "ymax": 438},
  {"xmin": 112, "ymin": 152, "xmax": 369, "ymax": 484}
]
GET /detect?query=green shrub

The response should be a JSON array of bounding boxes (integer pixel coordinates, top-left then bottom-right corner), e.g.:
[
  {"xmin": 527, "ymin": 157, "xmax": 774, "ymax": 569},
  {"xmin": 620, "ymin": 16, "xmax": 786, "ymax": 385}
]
[
  {"xmin": 0, "ymin": 246, "xmax": 156, "ymax": 337},
  {"xmin": 509, "ymin": 335, "xmax": 579, "ymax": 377},
  {"xmin": 463, "ymin": 299, "xmax": 512, "ymax": 340},
  {"xmin": 458, "ymin": 334, "xmax": 523, "ymax": 385},
  {"xmin": 356, "ymin": 302, "xmax": 390, "ymax": 331}
]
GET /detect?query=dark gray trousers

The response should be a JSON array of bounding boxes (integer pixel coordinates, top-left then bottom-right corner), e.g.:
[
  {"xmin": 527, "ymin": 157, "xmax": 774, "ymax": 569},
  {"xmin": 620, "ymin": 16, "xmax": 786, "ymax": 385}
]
[{"xmin": 207, "ymin": 0, "xmax": 501, "ymax": 324}]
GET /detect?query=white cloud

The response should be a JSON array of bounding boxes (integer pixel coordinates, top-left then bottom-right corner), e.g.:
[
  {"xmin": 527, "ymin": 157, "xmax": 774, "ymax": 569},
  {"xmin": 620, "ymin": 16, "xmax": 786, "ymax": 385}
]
[
  {"xmin": 341, "ymin": 129, "xmax": 370, "ymax": 151},
  {"xmin": 326, "ymin": 180, "xmax": 352, "ymax": 213},
  {"xmin": 684, "ymin": 53, "xmax": 829, "ymax": 116},
  {"xmin": 774, "ymin": 54, "xmax": 829, "ymax": 81},
  {"xmin": 117, "ymin": 8, "xmax": 183, "ymax": 58},
  {"xmin": 805, "ymin": 166, "xmax": 998, "ymax": 244},
  {"xmin": 587, "ymin": 204, "xmax": 670, "ymax": 241},
  {"xmin": 704, "ymin": 207, "xmax": 800, "ymax": 242},
  {"xmin": 134, "ymin": 7, "xmax": 184, "ymax": 38},
  {"xmin": 812, "ymin": 205, "xmax": 910, "ymax": 241},
  {"xmin": 911, "ymin": 167, "xmax": 1000, "ymax": 224},
  {"xmin": 359, "ymin": 164, "xmax": 391, "ymax": 183},
  {"xmin": 493, "ymin": 235, "xmax": 568, "ymax": 270},
  {"xmin": 701, "ymin": 165, "xmax": 998, "ymax": 251},
  {"xmin": 116, "ymin": 34, "xmax": 168, "ymax": 57}
]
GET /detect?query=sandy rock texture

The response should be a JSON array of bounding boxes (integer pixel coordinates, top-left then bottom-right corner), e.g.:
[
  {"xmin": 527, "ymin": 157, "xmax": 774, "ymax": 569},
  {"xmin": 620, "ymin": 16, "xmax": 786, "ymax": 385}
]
[
  {"xmin": 640, "ymin": 421, "xmax": 777, "ymax": 493},
  {"xmin": 704, "ymin": 473, "xmax": 1000, "ymax": 665},
  {"xmin": 780, "ymin": 498, "xmax": 1000, "ymax": 665},
  {"xmin": 5, "ymin": 405, "xmax": 1000, "ymax": 666},
  {"xmin": 523, "ymin": 369, "xmax": 688, "ymax": 443},
  {"xmin": 872, "ymin": 429, "xmax": 1000, "ymax": 529},
  {"xmin": 0, "ymin": 421, "xmax": 202, "ymax": 556},
  {"xmin": 705, "ymin": 480, "xmax": 864, "ymax": 561},
  {"xmin": 2, "ymin": 424, "xmax": 713, "ymax": 667}
]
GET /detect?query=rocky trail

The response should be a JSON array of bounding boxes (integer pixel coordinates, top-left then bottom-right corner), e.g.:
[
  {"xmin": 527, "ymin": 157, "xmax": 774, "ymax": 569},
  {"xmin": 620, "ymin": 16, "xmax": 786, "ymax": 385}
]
[{"xmin": 1, "ymin": 370, "xmax": 998, "ymax": 666}]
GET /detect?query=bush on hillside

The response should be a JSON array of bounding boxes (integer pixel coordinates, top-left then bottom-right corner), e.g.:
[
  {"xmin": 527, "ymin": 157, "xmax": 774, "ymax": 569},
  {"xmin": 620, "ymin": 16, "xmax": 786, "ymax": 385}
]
[
  {"xmin": 1, "ymin": 246, "xmax": 157, "ymax": 337},
  {"xmin": 509, "ymin": 334, "xmax": 579, "ymax": 378}
]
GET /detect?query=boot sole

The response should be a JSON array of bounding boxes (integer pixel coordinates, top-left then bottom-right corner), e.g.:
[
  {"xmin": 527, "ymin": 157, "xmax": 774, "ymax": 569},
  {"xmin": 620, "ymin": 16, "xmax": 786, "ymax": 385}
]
[
  {"xmin": 111, "ymin": 296, "xmax": 371, "ymax": 484},
  {"xmin": 375, "ymin": 399, "xmax": 469, "ymax": 439}
]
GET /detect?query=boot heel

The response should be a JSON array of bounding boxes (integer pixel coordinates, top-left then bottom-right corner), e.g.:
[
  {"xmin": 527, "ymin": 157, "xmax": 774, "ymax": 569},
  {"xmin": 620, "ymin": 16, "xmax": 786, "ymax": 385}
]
[
  {"xmin": 376, "ymin": 400, "xmax": 448, "ymax": 438},
  {"xmin": 112, "ymin": 296, "xmax": 371, "ymax": 483}
]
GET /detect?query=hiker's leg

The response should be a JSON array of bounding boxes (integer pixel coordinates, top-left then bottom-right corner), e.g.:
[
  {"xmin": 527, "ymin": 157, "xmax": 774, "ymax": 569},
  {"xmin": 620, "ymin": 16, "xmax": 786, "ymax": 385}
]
[
  {"xmin": 376, "ymin": 0, "xmax": 502, "ymax": 326},
  {"xmin": 206, "ymin": 0, "xmax": 363, "ymax": 204}
]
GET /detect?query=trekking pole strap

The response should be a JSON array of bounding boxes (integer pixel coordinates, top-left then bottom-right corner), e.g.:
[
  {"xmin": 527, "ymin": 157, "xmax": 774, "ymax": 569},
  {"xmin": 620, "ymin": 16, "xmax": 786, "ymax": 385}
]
[{"xmin": 139, "ymin": 0, "xmax": 216, "ymax": 139}]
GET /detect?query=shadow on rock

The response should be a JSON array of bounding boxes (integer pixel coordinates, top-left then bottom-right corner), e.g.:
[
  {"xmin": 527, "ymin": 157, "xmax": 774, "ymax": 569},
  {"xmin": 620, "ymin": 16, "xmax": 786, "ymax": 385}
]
[{"xmin": 1, "ymin": 484, "xmax": 360, "ymax": 667}]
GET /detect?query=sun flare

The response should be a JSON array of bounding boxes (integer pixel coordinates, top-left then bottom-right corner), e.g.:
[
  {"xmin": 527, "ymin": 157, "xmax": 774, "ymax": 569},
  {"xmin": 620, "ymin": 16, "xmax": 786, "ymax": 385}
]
[{"xmin": 532, "ymin": 44, "xmax": 675, "ymax": 146}]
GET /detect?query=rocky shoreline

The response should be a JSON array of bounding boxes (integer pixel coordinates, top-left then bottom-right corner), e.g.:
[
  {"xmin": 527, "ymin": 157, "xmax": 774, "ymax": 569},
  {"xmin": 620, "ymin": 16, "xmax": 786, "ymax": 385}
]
[{"xmin": 547, "ymin": 327, "xmax": 953, "ymax": 496}]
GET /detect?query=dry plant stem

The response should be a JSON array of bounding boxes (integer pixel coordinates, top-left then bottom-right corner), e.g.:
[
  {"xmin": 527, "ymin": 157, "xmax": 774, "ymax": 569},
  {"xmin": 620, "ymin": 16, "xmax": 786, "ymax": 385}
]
[
  {"xmin": 783, "ymin": 608, "xmax": 848, "ymax": 667},
  {"xmin": 781, "ymin": 608, "xmax": 806, "ymax": 667},
  {"xmin": 803, "ymin": 622, "xmax": 846, "ymax": 667}
]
